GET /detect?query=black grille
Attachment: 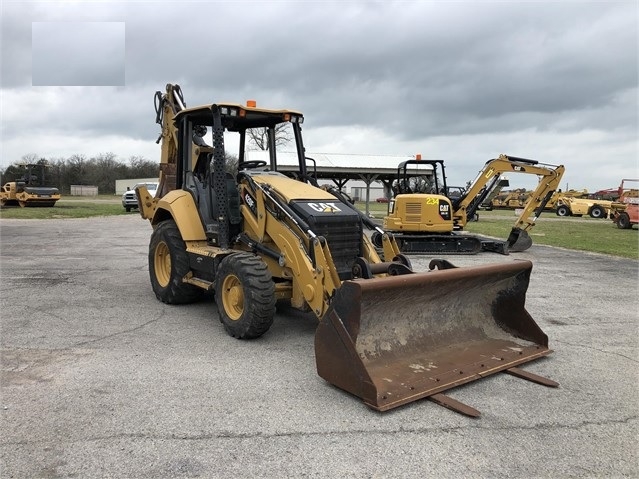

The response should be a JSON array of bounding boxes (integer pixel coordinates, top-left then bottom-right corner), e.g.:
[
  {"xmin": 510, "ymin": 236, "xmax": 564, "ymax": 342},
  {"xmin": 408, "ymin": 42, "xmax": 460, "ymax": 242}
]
[
  {"xmin": 311, "ymin": 215, "xmax": 362, "ymax": 279},
  {"xmin": 289, "ymin": 201, "xmax": 363, "ymax": 280}
]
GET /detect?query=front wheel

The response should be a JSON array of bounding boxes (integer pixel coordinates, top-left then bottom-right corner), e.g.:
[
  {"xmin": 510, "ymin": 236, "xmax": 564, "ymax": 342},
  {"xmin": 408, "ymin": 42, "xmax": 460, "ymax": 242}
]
[
  {"xmin": 215, "ymin": 253, "xmax": 276, "ymax": 339},
  {"xmin": 617, "ymin": 212, "xmax": 632, "ymax": 229},
  {"xmin": 149, "ymin": 220, "xmax": 203, "ymax": 304},
  {"xmin": 589, "ymin": 205, "xmax": 606, "ymax": 219},
  {"xmin": 371, "ymin": 231, "xmax": 383, "ymax": 248},
  {"xmin": 556, "ymin": 205, "xmax": 570, "ymax": 217}
]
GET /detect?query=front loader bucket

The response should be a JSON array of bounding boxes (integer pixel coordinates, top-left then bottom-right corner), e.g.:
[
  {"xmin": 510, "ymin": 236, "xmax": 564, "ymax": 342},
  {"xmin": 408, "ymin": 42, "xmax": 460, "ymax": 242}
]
[{"xmin": 315, "ymin": 260, "xmax": 554, "ymax": 413}]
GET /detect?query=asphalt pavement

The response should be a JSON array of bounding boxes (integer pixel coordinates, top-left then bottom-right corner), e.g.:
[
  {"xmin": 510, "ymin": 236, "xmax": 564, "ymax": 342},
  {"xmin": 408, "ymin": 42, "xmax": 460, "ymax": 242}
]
[{"xmin": 1, "ymin": 215, "xmax": 637, "ymax": 478}]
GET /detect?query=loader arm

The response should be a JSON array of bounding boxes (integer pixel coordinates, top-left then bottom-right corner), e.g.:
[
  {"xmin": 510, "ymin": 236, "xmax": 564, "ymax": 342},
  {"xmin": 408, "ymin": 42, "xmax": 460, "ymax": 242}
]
[
  {"xmin": 453, "ymin": 154, "xmax": 564, "ymax": 251},
  {"xmin": 238, "ymin": 173, "xmax": 401, "ymax": 318}
]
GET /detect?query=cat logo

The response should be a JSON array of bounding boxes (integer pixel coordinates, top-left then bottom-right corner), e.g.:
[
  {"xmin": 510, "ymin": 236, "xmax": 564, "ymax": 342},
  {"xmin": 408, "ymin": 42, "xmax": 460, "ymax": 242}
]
[
  {"xmin": 308, "ymin": 202, "xmax": 342, "ymax": 213},
  {"xmin": 243, "ymin": 191, "xmax": 258, "ymax": 215}
]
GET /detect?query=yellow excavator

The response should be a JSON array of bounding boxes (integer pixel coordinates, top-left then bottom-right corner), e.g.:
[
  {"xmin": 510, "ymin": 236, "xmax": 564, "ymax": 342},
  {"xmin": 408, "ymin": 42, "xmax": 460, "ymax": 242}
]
[
  {"xmin": 378, "ymin": 156, "xmax": 565, "ymax": 254},
  {"xmin": 136, "ymin": 84, "xmax": 558, "ymax": 416}
]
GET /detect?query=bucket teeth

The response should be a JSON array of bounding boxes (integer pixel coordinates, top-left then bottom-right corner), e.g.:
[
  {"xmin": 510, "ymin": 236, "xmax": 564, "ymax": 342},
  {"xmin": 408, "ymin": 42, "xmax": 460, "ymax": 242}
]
[
  {"xmin": 428, "ymin": 393, "xmax": 481, "ymax": 418},
  {"xmin": 505, "ymin": 367, "xmax": 559, "ymax": 387}
]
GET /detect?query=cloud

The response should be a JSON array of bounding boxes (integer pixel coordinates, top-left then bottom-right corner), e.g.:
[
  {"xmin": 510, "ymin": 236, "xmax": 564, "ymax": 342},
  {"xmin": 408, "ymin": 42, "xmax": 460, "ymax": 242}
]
[
  {"xmin": 0, "ymin": 1, "xmax": 637, "ymax": 192},
  {"xmin": 32, "ymin": 22, "xmax": 125, "ymax": 86}
]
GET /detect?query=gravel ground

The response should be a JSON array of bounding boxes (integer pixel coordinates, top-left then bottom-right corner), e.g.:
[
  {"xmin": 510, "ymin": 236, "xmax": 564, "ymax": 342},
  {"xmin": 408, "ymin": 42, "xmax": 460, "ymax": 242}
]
[{"xmin": 1, "ymin": 215, "xmax": 637, "ymax": 478}]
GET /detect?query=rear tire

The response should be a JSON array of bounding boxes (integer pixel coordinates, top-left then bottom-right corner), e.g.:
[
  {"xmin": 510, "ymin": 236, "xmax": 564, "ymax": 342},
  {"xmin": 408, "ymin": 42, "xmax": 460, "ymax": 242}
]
[
  {"xmin": 617, "ymin": 212, "xmax": 632, "ymax": 229},
  {"xmin": 149, "ymin": 220, "xmax": 203, "ymax": 304},
  {"xmin": 215, "ymin": 253, "xmax": 275, "ymax": 339},
  {"xmin": 556, "ymin": 205, "xmax": 570, "ymax": 217},
  {"xmin": 589, "ymin": 205, "xmax": 606, "ymax": 219}
]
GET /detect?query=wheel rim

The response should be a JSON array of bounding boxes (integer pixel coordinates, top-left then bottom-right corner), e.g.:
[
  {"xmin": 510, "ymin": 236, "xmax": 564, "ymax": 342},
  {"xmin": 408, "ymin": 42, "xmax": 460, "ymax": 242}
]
[
  {"xmin": 222, "ymin": 274, "xmax": 244, "ymax": 321},
  {"xmin": 154, "ymin": 240, "xmax": 171, "ymax": 288}
]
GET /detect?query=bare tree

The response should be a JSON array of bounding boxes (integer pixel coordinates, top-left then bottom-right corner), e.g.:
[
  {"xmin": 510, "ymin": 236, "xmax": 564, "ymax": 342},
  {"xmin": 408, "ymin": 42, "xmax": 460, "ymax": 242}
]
[
  {"xmin": 246, "ymin": 124, "xmax": 292, "ymax": 151},
  {"xmin": 225, "ymin": 153, "xmax": 239, "ymax": 175}
]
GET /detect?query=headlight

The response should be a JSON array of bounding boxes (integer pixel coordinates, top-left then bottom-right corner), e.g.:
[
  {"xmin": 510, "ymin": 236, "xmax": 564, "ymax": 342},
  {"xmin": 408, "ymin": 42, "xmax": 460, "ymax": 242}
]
[{"xmin": 220, "ymin": 106, "xmax": 239, "ymax": 116}]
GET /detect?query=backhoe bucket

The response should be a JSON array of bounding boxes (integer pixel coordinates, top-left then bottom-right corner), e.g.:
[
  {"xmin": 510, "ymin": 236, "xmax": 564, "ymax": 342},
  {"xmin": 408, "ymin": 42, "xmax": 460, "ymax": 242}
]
[
  {"xmin": 507, "ymin": 228, "xmax": 533, "ymax": 252},
  {"xmin": 315, "ymin": 260, "xmax": 552, "ymax": 412}
]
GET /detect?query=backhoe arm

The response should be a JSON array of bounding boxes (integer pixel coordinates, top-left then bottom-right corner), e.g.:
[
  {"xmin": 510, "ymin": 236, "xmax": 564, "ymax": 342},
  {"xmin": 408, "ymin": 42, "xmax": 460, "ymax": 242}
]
[
  {"xmin": 454, "ymin": 154, "xmax": 564, "ymax": 251},
  {"xmin": 511, "ymin": 163, "xmax": 565, "ymax": 231},
  {"xmin": 154, "ymin": 84, "xmax": 186, "ymax": 198}
]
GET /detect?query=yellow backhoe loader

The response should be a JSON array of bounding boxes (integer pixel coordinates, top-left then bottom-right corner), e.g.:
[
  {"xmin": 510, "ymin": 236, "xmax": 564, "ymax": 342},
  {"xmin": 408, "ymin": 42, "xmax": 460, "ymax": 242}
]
[
  {"xmin": 378, "ymin": 156, "xmax": 565, "ymax": 254},
  {"xmin": 136, "ymin": 84, "xmax": 558, "ymax": 416}
]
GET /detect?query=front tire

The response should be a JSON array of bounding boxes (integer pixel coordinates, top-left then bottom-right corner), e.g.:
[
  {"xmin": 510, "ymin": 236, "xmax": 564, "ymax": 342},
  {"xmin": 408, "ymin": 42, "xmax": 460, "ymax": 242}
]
[
  {"xmin": 215, "ymin": 253, "xmax": 275, "ymax": 339},
  {"xmin": 556, "ymin": 205, "xmax": 571, "ymax": 217},
  {"xmin": 371, "ymin": 231, "xmax": 383, "ymax": 248},
  {"xmin": 617, "ymin": 212, "xmax": 632, "ymax": 229},
  {"xmin": 149, "ymin": 220, "xmax": 203, "ymax": 304},
  {"xmin": 589, "ymin": 205, "xmax": 606, "ymax": 219}
]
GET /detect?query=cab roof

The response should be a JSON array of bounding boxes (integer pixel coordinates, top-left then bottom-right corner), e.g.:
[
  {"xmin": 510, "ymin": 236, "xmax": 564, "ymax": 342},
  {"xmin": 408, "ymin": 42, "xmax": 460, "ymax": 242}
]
[{"xmin": 174, "ymin": 102, "xmax": 303, "ymax": 130}]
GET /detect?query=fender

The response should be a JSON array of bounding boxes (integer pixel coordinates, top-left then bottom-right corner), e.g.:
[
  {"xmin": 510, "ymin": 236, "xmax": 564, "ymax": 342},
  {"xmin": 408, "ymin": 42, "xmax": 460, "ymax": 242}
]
[{"xmin": 152, "ymin": 190, "xmax": 206, "ymax": 241}]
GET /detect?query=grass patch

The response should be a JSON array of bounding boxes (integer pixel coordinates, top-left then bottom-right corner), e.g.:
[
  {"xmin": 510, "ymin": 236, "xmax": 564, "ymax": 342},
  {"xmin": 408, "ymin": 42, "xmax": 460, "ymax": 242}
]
[
  {"xmin": 465, "ymin": 211, "xmax": 638, "ymax": 259},
  {"xmin": 0, "ymin": 199, "xmax": 128, "ymax": 219}
]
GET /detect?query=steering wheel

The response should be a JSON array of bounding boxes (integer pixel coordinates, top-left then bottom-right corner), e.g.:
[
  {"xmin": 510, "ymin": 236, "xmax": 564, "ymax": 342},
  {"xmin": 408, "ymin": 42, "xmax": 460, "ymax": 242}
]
[{"xmin": 238, "ymin": 160, "xmax": 267, "ymax": 170}]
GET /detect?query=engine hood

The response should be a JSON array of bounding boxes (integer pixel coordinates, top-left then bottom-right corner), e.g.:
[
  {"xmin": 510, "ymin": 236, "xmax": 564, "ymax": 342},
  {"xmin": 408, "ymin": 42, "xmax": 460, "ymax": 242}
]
[{"xmin": 251, "ymin": 173, "xmax": 336, "ymax": 203}]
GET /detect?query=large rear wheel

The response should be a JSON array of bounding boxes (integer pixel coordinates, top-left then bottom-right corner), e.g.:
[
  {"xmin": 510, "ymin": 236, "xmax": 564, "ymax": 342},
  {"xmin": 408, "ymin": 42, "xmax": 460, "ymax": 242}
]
[
  {"xmin": 149, "ymin": 220, "xmax": 203, "ymax": 304},
  {"xmin": 617, "ymin": 212, "xmax": 632, "ymax": 229},
  {"xmin": 215, "ymin": 253, "xmax": 276, "ymax": 339}
]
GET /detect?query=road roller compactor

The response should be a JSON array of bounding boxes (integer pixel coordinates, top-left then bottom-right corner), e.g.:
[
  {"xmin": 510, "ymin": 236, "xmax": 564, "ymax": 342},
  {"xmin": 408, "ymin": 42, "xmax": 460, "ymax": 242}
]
[{"xmin": 136, "ymin": 84, "xmax": 558, "ymax": 416}]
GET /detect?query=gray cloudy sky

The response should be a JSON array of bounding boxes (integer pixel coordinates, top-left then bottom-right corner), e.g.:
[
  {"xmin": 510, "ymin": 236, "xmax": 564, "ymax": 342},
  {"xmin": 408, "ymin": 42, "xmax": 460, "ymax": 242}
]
[
  {"xmin": 1, "ymin": 0, "xmax": 637, "ymax": 190},
  {"xmin": 32, "ymin": 21, "xmax": 125, "ymax": 86}
]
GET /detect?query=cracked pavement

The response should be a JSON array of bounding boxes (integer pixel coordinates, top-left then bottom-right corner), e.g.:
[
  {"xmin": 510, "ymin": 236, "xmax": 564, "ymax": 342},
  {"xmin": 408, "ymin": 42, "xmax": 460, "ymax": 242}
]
[{"xmin": 1, "ymin": 216, "xmax": 637, "ymax": 478}]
